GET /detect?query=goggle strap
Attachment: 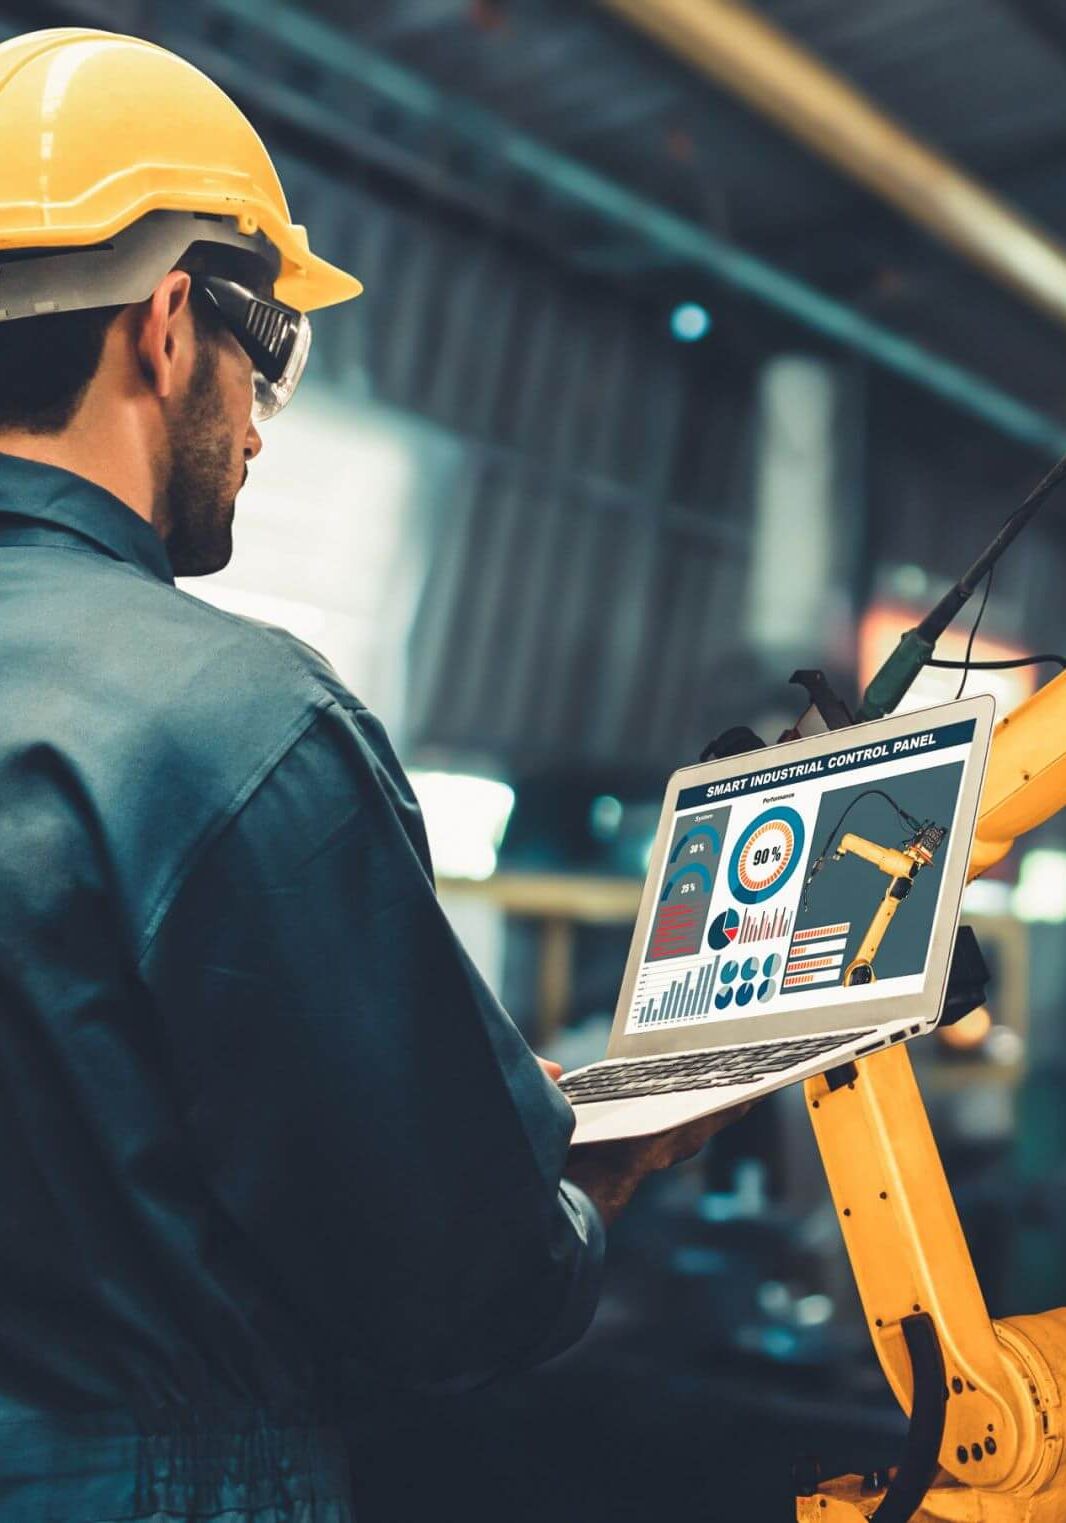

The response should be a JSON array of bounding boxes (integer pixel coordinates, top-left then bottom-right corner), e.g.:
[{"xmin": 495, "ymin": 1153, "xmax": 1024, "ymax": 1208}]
[
  {"xmin": 197, "ymin": 275, "xmax": 300, "ymax": 383},
  {"xmin": 245, "ymin": 299, "xmax": 291, "ymax": 365}
]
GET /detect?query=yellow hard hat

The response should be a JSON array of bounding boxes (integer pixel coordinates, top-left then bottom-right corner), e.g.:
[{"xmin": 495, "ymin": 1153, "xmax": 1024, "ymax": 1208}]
[{"xmin": 0, "ymin": 27, "xmax": 362, "ymax": 313}]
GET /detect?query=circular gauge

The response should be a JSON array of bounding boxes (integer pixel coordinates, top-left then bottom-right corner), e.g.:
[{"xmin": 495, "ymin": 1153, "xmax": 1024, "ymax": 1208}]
[{"xmin": 727, "ymin": 807, "xmax": 806, "ymax": 905}]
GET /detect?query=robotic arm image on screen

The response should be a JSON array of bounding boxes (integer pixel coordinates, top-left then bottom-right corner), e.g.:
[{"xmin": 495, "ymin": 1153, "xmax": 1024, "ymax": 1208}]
[{"xmin": 801, "ymin": 789, "xmax": 949, "ymax": 987}]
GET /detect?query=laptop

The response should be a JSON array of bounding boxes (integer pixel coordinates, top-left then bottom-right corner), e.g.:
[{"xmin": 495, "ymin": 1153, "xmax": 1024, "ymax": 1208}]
[{"xmin": 559, "ymin": 695, "xmax": 995, "ymax": 1144}]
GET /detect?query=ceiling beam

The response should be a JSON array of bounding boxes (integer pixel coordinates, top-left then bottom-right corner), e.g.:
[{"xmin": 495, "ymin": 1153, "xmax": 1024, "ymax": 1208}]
[
  {"xmin": 208, "ymin": 0, "xmax": 1066, "ymax": 453},
  {"xmin": 363, "ymin": 0, "xmax": 469, "ymax": 48},
  {"xmin": 599, "ymin": 0, "xmax": 1066, "ymax": 334}
]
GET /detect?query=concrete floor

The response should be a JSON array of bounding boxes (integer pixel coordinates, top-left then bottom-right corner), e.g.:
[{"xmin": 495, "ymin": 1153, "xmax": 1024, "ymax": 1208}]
[{"xmin": 346, "ymin": 1346, "xmax": 905, "ymax": 1522}]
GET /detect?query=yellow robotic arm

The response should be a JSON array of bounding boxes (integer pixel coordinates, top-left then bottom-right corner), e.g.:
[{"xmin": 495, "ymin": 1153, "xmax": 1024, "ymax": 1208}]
[
  {"xmin": 830, "ymin": 826, "xmax": 947, "ymax": 987},
  {"xmin": 797, "ymin": 668, "xmax": 1066, "ymax": 1522},
  {"xmin": 970, "ymin": 671, "xmax": 1066, "ymax": 878},
  {"xmin": 838, "ymin": 838, "xmax": 926, "ymax": 880}
]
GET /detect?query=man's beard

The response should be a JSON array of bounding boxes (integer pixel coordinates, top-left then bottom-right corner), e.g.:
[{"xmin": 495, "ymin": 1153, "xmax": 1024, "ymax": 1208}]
[{"xmin": 160, "ymin": 339, "xmax": 241, "ymax": 578}]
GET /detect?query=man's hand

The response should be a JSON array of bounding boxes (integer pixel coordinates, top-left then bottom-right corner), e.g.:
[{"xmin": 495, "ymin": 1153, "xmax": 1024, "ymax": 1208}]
[
  {"xmin": 534, "ymin": 1053, "xmax": 750, "ymax": 1225},
  {"xmin": 563, "ymin": 1105, "xmax": 753, "ymax": 1226}
]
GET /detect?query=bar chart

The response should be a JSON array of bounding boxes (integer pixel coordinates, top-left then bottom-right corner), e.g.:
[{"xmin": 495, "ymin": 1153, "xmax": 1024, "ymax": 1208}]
[
  {"xmin": 738, "ymin": 905, "xmax": 794, "ymax": 944},
  {"xmin": 633, "ymin": 957, "xmax": 720, "ymax": 1029}
]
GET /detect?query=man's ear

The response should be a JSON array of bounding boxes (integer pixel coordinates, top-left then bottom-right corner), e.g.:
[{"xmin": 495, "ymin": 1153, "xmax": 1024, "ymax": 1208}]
[{"xmin": 134, "ymin": 271, "xmax": 194, "ymax": 401}]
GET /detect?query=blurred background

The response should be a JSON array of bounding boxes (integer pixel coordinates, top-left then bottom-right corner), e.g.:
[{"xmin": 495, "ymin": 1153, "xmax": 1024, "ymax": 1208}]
[{"xmin": 10, "ymin": 0, "xmax": 1066, "ymax": 1516}]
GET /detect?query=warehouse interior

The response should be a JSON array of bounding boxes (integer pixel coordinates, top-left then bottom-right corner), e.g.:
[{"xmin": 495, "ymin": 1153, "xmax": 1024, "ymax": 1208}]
[{"xmin": 7, "ymin": 1, "xmax": 1066, "ymax": 1518}]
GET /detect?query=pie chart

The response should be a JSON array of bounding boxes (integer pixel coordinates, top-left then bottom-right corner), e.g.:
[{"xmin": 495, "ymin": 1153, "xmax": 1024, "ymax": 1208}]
[{"xmin": 707, "ymin": 908, "xmax": 741, "ymax": 950}]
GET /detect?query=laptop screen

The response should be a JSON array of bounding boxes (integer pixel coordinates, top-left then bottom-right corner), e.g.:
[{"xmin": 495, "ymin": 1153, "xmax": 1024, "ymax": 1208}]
[{"xmin": 624, "ymin": 714, "xmax": 979, "ymax": 1036}]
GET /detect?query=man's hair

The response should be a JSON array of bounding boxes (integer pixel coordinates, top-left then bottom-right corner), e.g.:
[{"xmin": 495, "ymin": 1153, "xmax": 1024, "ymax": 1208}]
[{"xmin": 0, "ymin": 240, "xmax": 274, "ymax": 435}]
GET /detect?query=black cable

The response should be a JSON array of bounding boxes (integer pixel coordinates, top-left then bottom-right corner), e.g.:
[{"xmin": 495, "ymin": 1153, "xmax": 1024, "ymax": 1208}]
[
  {"xmin": 818, "ymin": 789, "xmax": 922, "ymax": 855},
  {"xmin": 953, "ymin": 565, "xmax": 993, "ymax": 700},
  {"xmin": 869, "ymin": 1315, "xmax": 946, "ymax": 1523},
  {"xmin": 915, "ymin": 450, "xmax": 1066, "ymax": 646},
  {"xmin": 928, "ymin": 653, "xmax": 1066, "ymax": 671},
  {"xmin": 803, "ymin": 789, "xmax": 921, "ymax": 910}
]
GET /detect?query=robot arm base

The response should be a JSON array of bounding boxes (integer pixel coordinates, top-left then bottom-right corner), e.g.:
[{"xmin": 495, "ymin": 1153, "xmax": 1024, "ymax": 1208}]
[
  {"xmin": 797, "ymin": 1474, "xmax": 1050, "ymax": 1521},
  {"xmin": 798, "ymin": 1474, "xmax": 1066, "ymax": 1520}
]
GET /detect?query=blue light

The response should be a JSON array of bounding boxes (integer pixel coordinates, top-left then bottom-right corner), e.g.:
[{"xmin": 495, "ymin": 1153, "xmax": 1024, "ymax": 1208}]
[{"xmin": 670, "ymin": 302, "xmax": 712, "ymax": 342}]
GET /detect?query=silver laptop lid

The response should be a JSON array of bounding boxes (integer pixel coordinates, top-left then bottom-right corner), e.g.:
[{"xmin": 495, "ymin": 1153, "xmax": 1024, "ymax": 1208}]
[{"xmin": 607, "ymin": 696, "xmax": 995, "ymax": 1060}]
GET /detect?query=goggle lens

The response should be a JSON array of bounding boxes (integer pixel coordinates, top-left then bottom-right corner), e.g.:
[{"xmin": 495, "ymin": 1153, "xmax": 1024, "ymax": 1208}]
[{"xmin": 252, "ymin": 313, "xmax": 312, "ymax": 422}]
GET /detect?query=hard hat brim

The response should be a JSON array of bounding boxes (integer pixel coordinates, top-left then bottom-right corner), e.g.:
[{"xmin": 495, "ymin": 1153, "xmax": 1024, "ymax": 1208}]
[
  {"xmin": 276, "ymin": 253, "xmax": 363, "ymax": 314},
  {"xmin": 252, "ymin": 197, "xmax": 363, "ymax": 312}
]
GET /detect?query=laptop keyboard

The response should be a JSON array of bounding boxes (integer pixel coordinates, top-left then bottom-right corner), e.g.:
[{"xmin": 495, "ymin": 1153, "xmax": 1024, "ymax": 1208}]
[{"xmin": 557, "ymin": 1029, "xmax": 876, "ymax": 1105}]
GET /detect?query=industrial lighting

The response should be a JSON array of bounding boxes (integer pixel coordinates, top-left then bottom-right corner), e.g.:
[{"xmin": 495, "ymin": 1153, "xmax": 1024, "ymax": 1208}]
[
  {"xmin": 961, "ymin": 878, "xmax": 1012, "ymax": 916},
  {"xmin": 670, "ymin": 301, "xmax": 712, "ymax": 341},
  {"xmin": 407, "ymin": 771, "xmax": 515, "ymax": 881},
  {"xmin": 795, "ymin": 1294, "xmax": 834, "ymax": 1328},
  {"xmin": 892, "ymin": 564, "xmax": 929, "ymax": 601},
  {"xmin": 589, "ymin": 794, "xmax": 624, "ymax": 840},
  {"xmin": 1012, "ymin": 848, "xmax": 1066, "ymax": 923},
  {"xmin": 938, "ymin": 1005, "xmax": 993, "ymax": 1052}
]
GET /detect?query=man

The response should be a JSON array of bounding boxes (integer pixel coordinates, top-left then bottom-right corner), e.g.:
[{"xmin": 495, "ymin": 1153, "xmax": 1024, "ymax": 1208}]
[{"xmin": 0, "ymin": 28, "xmax": 746, "ymax": 1522}]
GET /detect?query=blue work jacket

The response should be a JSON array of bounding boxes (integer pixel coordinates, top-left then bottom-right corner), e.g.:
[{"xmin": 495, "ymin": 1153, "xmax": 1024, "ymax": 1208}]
[{"xmin": 0, "ymin": 454, "xmax": 604, "ymax": 1522}]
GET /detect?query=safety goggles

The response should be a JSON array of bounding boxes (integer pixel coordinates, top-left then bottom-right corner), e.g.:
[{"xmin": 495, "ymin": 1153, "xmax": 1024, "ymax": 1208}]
[{"xmin": 193, "ymin": 275, "xmax": 312, "ymax": 423}]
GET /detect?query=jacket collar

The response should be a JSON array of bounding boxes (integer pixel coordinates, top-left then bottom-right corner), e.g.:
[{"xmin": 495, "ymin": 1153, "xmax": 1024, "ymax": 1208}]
[{"xmin": 0, "ymin": 453, "xmax": 175, "ymax": 586}]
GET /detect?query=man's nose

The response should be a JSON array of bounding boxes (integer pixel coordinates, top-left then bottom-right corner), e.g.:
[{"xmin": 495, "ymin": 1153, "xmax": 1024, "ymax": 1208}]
[{"xmin": 245, "ymin": 420, "xmax": 263, "ymax": 461}]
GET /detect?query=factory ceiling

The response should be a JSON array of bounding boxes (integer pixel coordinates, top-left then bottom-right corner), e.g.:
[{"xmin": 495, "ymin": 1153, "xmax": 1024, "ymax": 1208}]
[
  {"xmin": 4, "ymin": 0, "xmax": 1066, "ymax": 428},
  {"xmin": 299, "ymin": 0, "xmax": 1066, "ymax": 423}
]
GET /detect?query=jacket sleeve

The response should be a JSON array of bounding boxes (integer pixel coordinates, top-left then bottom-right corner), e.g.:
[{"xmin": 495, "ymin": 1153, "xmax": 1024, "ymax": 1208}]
[{"xmin": 138, "ymin": 696, "xmax": 604, "ymax": 1395}]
